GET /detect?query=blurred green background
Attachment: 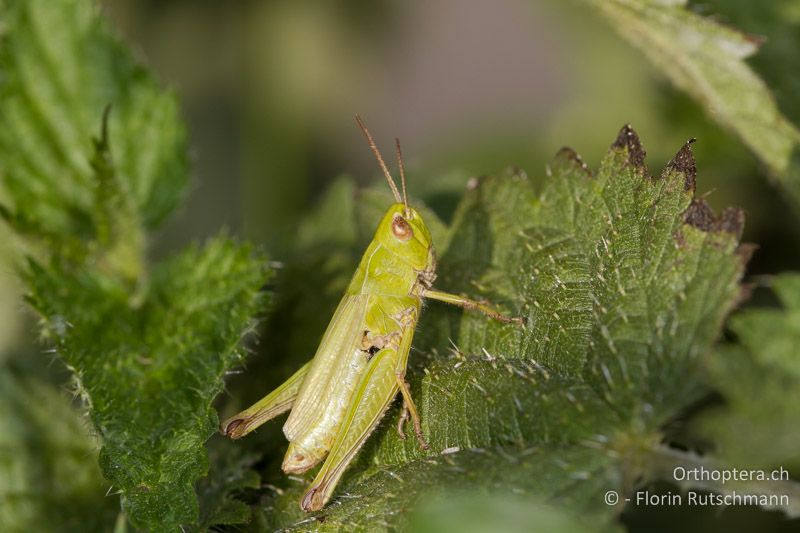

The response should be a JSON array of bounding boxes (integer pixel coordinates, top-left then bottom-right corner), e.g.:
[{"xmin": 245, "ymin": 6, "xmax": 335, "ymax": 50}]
[
  {"xmin": 93, "ymin": 0, "xmax": 800, "ymax": 270},
  {"xmin": 1, "ymin": 0, "xmax": 798, "ymax": 530}
]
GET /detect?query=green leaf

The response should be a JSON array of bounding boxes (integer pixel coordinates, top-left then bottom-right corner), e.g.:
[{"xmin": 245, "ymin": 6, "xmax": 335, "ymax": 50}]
[
  {"xmin": 0, "ymin": 366, "xmax": 119, "ymax": 532},
  {"xmin": 406, "ymin": 493, "xmax": 619, "ymax": 533},
  {"xmin": 702, "ymin": 273, "xmax": 800, "ymax": 471},
  {"xmin": 257, "ymin": 127, "xmax": 747, "ymax": 530},
  {"xmin": 0, "ymin": 1, "xmax": 275, "ymax": 528},
  {"xmin": 22, "ymin": 237, "xmax": 270, "ymax": 529},
  {"xmin": 584, "ymin": 0, "xmax": 800, "ymax": 208},
  {"xmin": 262, "ymin": 446, "xmax": 621, "ymax": 532},
  {"xmin": 692, "ymin": 0, "xmax": 800, "ymax": 127},
  {"xmin": 192, "ymin": 436, "xmax": 262, "ymax": 531},
  {"xmin": 0, "ymin": 0, "xmax": 187, "ymax": 241}
]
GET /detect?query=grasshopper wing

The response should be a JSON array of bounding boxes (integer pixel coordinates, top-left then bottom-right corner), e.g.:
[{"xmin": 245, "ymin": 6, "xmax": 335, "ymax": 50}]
[
  {"xmin": 300, "ymin": 320, "xmax": 416, "ymax": 511},
  {"xmin": 283, "ymin": 293, "xmax": 371, "ymax": 462}
]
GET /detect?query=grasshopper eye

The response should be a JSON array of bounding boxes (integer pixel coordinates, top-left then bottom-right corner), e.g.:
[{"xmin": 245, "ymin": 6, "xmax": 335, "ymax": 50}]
[{"xmin": 391, "ymin": 215, "xmax": 413, "ymax": 241}]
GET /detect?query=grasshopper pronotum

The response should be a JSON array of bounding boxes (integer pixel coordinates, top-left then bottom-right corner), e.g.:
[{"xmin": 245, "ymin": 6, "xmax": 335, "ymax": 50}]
[{"xmin": 223, "ymin": 117, "xmax": 525, "ymax": 512}]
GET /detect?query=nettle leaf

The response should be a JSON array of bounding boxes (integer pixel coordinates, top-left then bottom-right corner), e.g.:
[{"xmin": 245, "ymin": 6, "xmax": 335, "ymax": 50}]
[
  {"xmin": 694, "ymin": 0, "xmax": 800, "ymax": 128},
  {"xmin": 0, "ymin": 0, "xmax": 187, "ymax": 241},
  {"xmin": 0, "ymin": 367, "xmax": 119, "ymax": 532},
  {"xmin": 584, "ymin": 0, "xmax": 800, "ymax": 208},
  {"xmin": 702, "ymin": 274, "xmax": 800, "ymax": 471},
  {"xmin": 24, "ymin": 238, "xmax": 270, "ymax": 529},
  {"xmin": 407, "ymin": 491, "xmax": 620, "ymax": 533},
  {"xmin": 192, "ymin": 436, "xmax": 263, "ymax": 531},
  {"xmin": 263, "ymin": 446, "xmax": 621, "ymax": 532},
  {"xmin": 0, "ymin": 0, "xmax": 272, "ymax": 529},
  {"xmin": 258, "ymin": 127, "xmax": 747, "ymax": 531}
]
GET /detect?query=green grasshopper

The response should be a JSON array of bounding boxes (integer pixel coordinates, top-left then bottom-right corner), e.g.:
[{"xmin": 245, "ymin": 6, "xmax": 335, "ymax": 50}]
[{"xmin": 222, "ymin": 116, "xmax": 525, "ymax": 512}]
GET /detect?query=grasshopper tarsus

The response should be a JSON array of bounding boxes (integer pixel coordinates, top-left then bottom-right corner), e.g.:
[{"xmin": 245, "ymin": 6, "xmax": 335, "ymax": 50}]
[
  {"xmin": 397, "ymin": 406, "xmax": 429, "ymax": 449},
  {"xmin": 300, "ymin": 487, "xmax": 320, "ymax": 512},
  {"xmin": 496, "ymin": 314, "xmax": 526, "ymax": 325},
  {"xmin": 396, "ymin": 405, "xmax": 410, "ymax": 440},
  {"xmin": 411, "ymin": 417, "xmax": 429, "ymax": 450}
]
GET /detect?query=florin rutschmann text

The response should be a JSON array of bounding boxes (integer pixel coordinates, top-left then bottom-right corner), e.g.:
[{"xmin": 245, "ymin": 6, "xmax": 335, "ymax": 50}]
[{"xmin": 634, "ymin": 490, "xmax": 789, "ymax": 508}]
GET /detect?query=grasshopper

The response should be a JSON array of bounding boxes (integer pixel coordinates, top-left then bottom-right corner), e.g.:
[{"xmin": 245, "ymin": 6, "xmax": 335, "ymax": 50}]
[{"xmin": 222, "ymin": 116, "xmax": 525, "ymax": 512}]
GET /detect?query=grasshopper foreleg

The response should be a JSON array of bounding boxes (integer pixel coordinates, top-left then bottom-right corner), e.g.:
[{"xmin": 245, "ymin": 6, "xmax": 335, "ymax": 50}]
[{"xmin": 422, "ymin": 288, "xmax": 526, "ymax": 325}]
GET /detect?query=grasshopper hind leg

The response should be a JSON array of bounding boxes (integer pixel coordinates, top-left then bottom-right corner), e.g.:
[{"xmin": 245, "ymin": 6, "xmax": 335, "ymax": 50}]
[{"xmin": 222, "ymin": 362, "xmax": 310, "ymax": 439}]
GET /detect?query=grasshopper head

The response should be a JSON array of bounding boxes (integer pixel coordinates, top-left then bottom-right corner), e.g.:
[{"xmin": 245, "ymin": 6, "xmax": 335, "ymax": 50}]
[
  {"xmin": 354, "ymin": 116, "xmax": 435, "ymax": 271},
  {"xmin": 376, "ymin": 203, "xmax": 433, "ymax": 270}
]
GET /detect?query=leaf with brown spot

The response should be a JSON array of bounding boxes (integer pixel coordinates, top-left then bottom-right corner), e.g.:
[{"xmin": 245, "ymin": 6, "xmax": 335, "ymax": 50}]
[{"xmin": 586, "ymin": 0, "xmax": 800, "ymax": 209}]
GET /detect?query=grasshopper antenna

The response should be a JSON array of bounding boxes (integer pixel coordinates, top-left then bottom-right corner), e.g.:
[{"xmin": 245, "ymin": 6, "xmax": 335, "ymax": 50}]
[
  {"xmin": 355, "ymin": 115, "xmax": 402, "ymax": 203},
  {"xmin": 395, "ymin": 138, "xmax": 409, "ymax": 216}
]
